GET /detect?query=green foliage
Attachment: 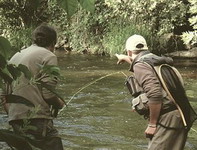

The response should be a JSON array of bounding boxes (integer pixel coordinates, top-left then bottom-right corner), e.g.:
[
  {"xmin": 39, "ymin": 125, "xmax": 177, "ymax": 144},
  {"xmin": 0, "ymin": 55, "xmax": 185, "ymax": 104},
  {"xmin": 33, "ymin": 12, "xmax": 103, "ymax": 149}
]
[
  {"xmin": 0, "ymin": 0, "xmax": 96, "ymax": 51},
  {"xmin": 56, "ymin": 0, "xmax": 79, "ymax": 18},
  {"xmin": 102, "ymin": 22, "xmax": 154, "ymax": 55},
  {"xmin": 0, "ymin": 54, "xmax": 7, "ymax": 69},
  {"xmin": 0, "ymin": 0, "xmax": 195, "ymax": 55},
  {"xmin": 38, "ymin": 65, "xmax": 61, "ymax": 78},
  {"xmin": 0, "ymin": 67, "xmax": 13, "ymax": 84},
  {"xmin": 79, "ymin": 0, "xmax": 95, "ymax": 13},
  {"xmin": 0, "ymin": 0, "xmax": 49, "ymax": 28},
  {"xmin": 7, "ymin": 64, "xmax": 22, "ymax": 80},
  {"xmin": 0, "ymin": 36, "xmax": 11, "ymax": 59},
  {"xmin": 50, "ymin": 0, "xmax": 193, "ymax": 55},
  {"xmin": 0, "ymin": 0, "xmax": 49, "ymax": 50},
  {"xmin": 9, "ymin": 27, "xmax": 33, "ymax": 52},
  {"xmin": 0, "ymin": 56, "xmax": 33, "ymax": 85},
  {"xmin": 103, "ymin": 0, "xmax": 191, "ymax": 53},
  {"xmin": 35, "ymin": 64, "xmax": 64, "ymax": 101},
  {"xmin": 181, "ymin": 0, "xmax": 197, "ymax": 47},
  {"xmin": 182, "ymin": 31, "xmax": 197, "ymax": 46},
  {"xmin": 17, "ymin": 64, "xmax": 32, "ymax": 80},
  {"xmin": 188, "ymin": 0, "xmax": 197, "ymax": 29},
  {"xmin": 56, "ymin": 0, "xmax": 95, "ymax": 18},
  {"xmin": 0, "ymin": 37, "xmax": 35, "ymax": 112}
]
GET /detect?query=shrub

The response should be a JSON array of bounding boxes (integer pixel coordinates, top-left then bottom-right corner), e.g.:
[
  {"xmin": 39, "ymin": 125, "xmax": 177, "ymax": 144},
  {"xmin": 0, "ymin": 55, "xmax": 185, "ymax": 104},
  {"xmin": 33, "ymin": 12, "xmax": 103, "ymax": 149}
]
[{"xmin": 181, "ymin": 0, "xmax": 197, "ymax": 48}]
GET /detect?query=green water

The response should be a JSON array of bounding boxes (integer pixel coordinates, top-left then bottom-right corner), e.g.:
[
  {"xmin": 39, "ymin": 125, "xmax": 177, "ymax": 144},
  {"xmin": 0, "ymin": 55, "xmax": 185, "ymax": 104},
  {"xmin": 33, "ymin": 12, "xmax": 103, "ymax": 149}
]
[
  {"xmin": 55, "ymin": 55, "xmax": 197, "ymax": 150},
  {"xmin": 0, "ymin": 54, "xmax": 196, "ymax": 150}
]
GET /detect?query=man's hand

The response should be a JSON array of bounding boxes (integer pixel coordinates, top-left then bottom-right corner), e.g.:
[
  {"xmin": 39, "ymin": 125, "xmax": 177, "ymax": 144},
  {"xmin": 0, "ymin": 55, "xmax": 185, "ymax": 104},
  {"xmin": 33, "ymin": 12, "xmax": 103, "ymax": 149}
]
[
  {"xmin": 45, "ymin": 97, "xmax": 65, "ymax": 109},
  {"xmin": 51, "ymin": 98, "xmax": 65, "ymax": 118},
  {"xmin": 145, "ymin": 125, "xmax": 157, "ymax": 140},
  {"xmin": 145, "ymin": 103, "xmax": 161, "ymax": 139},
  {"xmin": 115, "ymin": 53, "xmax": 132, "ymax": 64},
  {"xmin": 57, "ymin": 98, "xmax": 65, "ymax": 109}
]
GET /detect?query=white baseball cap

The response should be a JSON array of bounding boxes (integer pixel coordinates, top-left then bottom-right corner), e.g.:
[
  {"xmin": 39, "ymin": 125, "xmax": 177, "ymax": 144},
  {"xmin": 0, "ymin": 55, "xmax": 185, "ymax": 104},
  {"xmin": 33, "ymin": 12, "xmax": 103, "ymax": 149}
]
[{"xmin": 125, "ymin": 34, "xmax": 148, "ymax": 51}]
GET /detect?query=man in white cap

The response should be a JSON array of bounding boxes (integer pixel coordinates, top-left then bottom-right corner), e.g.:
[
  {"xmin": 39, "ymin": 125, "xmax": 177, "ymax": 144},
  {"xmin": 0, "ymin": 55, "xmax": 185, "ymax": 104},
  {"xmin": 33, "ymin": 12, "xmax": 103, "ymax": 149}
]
[
  {"xmin": 116, "ymin": 34, "xmax": 190, "ymax": 150},
  {"xmin": 116, "ymin": 34, "xmax": 148, "ymax": 64}
]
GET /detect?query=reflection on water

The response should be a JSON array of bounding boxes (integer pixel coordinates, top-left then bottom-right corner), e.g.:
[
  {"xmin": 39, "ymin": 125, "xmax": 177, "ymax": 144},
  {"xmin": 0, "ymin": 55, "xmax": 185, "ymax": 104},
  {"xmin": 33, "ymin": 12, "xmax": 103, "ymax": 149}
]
[{"xmin": 0, "ymin": 54, "xmax": 196, "ymax": 150}]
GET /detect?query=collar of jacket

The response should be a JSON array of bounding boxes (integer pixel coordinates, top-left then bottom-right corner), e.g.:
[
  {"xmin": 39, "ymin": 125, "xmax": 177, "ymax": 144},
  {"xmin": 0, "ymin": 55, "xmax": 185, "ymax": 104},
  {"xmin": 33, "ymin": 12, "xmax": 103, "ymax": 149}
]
[{"xmin": 129, "ymin": 50, "xmax": 150, "ymax": 72}]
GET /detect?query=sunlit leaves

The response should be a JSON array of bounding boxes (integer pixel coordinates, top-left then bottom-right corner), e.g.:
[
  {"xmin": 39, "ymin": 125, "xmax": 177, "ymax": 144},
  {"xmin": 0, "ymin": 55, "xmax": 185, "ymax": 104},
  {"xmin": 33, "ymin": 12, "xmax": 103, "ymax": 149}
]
[
  {"xmin": 182, "ymin": 31, "xmax": 197, "ymax": 45},
  {"xmin": 181, "ymin": 0, "xmax": 197, "ymax": 46},
  {"xmin": 0, "ymin": 36, "xmax": 11, "ymax": 59}
]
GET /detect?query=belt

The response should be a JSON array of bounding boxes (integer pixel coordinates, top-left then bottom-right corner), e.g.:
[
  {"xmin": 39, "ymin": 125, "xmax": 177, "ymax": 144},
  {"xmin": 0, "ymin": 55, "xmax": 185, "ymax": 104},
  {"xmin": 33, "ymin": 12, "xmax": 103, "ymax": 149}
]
[{"xmin": 160, "ymin": 105, "xmax": 177, "ymax": 116}]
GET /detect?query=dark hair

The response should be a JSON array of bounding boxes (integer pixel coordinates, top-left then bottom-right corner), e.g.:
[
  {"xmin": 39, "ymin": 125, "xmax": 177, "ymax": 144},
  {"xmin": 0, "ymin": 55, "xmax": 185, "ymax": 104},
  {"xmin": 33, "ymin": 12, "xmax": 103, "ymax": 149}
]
[
  {"xmin": 32, "ymin": 23, "xmax": 57, "ymax": 47},
  {"xmin": 132, "ymin": 50, "xmax": 146, "ymax": 54}
]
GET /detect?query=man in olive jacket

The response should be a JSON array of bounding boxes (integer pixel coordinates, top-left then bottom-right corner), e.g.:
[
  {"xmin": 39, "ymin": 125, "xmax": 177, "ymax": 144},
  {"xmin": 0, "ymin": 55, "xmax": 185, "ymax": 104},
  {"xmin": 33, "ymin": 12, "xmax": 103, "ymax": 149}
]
[
  {"xmin": 116, "ymin": 34, "xmax": 189, "ymax": 150},
  {"xmin": 6, "ymin": 24, "xmax": 65, "ymax": 150}
]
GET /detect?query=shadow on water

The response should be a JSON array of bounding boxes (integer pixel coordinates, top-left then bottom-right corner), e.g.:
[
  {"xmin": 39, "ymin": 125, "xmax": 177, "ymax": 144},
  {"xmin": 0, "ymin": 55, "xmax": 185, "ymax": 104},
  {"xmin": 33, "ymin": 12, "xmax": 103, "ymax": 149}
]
[{"xmin": 0, "ymin": 54, "xmax": 197, "ymax": 150}]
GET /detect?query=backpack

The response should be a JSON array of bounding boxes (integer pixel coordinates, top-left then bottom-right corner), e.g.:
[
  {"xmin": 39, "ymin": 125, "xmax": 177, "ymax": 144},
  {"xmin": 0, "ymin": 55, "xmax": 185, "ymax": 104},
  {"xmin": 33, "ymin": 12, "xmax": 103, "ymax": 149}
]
[{"xmin": 148, "ymin": 63, "xmax": 197, "ymax": 130}]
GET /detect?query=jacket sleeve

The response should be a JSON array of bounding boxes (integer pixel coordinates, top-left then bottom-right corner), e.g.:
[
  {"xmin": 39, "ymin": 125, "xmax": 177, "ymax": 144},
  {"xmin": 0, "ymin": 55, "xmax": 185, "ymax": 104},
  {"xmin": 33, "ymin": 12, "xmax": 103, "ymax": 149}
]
[
  {"xmin": 133, "ymin": 62, "xmax": 163, "ymax": 104},
  {"xmin": 40, "ymin": 54, "xmax": 59, "ymax": 100}
]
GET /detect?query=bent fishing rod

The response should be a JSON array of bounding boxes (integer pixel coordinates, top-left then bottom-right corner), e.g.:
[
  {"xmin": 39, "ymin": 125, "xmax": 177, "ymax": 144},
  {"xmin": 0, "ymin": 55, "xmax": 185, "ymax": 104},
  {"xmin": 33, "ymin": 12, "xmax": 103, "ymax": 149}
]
[{"xmin": 58, "ymin": 71, "xmax": 127, "ymax": 114}]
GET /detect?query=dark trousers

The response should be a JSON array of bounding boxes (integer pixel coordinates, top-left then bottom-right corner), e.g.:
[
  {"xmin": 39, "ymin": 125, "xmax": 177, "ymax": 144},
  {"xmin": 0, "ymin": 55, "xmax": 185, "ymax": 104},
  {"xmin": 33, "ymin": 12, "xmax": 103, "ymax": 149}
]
[{"xmin": 9, "ymin": 119, "xmax": 64, "ymax": 150}]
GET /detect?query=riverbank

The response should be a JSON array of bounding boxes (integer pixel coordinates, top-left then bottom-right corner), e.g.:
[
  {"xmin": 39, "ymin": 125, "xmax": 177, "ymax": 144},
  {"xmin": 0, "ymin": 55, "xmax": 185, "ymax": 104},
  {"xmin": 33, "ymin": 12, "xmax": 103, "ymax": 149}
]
[
  {"xmin": 167, "ymin": 47, "xmax": 197, "ymax": 58},
  {"xmin": 54, "ymin": 48, "xmax": 197, "ymax": 67},
  {"xmin": 166, "ymin": 47, "xmax": 197, "ymax": 67},
  {"xmin": 55, "ymin": 47, "xmax": 197, "ymax": 58}
]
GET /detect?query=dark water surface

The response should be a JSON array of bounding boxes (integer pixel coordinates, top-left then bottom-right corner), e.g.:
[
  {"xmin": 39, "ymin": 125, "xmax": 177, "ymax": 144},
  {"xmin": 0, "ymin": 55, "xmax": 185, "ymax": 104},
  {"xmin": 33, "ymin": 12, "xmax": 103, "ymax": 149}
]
[{"xmin": 0, "ymin": 54, "xmax": 197, "ymax": 150}]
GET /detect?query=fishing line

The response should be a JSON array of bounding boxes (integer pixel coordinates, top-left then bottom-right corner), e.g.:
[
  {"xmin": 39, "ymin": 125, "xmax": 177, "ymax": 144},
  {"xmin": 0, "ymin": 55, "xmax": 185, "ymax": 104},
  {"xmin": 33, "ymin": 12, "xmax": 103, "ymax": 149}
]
[{"xmin": 58, "ymin": 71, "xmax": 127, "ymax": 114}]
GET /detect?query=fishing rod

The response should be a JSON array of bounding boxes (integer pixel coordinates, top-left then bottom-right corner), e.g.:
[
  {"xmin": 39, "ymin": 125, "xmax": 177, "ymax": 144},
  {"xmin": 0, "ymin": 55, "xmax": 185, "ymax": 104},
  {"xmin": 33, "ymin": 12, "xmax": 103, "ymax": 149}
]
[{"xmin": 58, "ymin": 71, "xmax": 127, "ymax": 114}]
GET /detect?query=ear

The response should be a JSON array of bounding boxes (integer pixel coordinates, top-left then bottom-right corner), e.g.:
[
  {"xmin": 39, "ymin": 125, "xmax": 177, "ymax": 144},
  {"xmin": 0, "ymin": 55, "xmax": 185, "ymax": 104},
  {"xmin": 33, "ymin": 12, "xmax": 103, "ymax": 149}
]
[
  {"xmin": 48, "ymin": 44, "xmax": 55, "ymax": 52},
  {"xmin": 127, "ymin": 50, "xmax": 132, "ymax": 56}
]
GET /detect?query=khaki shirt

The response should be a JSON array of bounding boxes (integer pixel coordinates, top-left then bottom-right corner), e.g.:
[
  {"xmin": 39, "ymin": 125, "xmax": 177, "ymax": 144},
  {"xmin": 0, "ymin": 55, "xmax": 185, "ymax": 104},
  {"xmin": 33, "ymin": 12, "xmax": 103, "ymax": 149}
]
[{"xmin": 8, "ymin": 44, "xmax": 58, "ymax": 121}]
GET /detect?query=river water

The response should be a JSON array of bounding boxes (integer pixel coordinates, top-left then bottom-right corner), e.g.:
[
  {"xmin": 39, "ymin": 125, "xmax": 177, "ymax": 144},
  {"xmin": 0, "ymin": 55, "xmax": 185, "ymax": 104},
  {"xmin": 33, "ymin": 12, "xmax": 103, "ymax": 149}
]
[{"xmin": 0, "ymin": 54, "xmax": 197, "ymax": 150}]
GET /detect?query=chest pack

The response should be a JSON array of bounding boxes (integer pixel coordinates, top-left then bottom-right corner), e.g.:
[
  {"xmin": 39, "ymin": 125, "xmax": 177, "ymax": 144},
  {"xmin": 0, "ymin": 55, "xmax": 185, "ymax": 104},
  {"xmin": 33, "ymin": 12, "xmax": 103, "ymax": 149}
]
[{"xmin": 125, "ymin": 70, "xmax": 149, "ymax": 117}]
